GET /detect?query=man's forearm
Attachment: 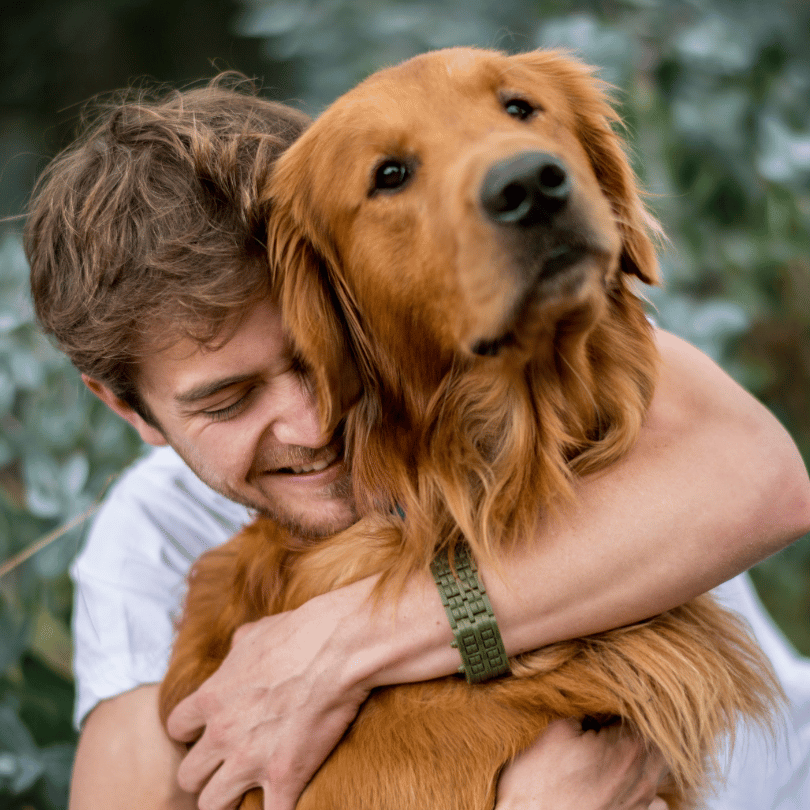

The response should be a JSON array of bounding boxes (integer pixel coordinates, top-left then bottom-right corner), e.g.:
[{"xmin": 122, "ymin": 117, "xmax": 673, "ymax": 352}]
[
  {"xmin": 356, "ymin": 329, "xmax": 810, "ymax": 687},
  {"xmin": 166, "ymin": 331, "xmax": 810, "ymax": 808}
]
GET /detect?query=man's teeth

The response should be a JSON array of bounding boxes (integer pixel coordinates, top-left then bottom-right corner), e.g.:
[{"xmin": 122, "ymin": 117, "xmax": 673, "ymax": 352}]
[
  {"xmin": 289, "ymin": 459, "xmax": 330, "ymax": 474},
  {"xmin": 286, "ymin": 450, "xmax": 337, "ymax": 474}
]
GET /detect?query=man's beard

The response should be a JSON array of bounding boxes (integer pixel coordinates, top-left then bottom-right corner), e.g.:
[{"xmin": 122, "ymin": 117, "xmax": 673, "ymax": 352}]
[
  {"xmin": 169, "ymin": 438, "xmax": 358, "ymax": 539},
  {"xmin": 251, "ymin": 472, "xmax": 357, "ymax": 539}
]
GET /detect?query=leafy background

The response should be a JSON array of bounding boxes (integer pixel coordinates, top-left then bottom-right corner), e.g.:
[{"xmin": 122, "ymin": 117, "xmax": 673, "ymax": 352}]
[{"xmin": 0, "ymin": 0, "xmax": 808, "ymax": 806}]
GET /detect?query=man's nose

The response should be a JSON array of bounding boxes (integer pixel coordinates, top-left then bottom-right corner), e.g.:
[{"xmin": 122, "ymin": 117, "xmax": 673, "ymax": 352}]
[{"xmin": 271, "ymin": 378, "xmax": 330, "ymax": 448}]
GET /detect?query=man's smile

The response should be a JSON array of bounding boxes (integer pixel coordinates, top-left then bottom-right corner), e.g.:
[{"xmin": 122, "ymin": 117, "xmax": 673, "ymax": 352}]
[
  {"xmin": 260, "ymin": 432, "xmax": 347, "ymax": 481},
  {"xmin": 275, "ymin": 443, "xmax": 341, "ymax": 475}
]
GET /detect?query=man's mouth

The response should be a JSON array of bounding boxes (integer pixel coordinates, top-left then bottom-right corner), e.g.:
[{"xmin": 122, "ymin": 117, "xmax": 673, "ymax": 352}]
[
  {"xmin": 278, "ymin": 446, "xmax": 340, "ymax": 475},
  {"xmin": 271, "ymin": 441, "xmax": 343, "ymax": 476}
]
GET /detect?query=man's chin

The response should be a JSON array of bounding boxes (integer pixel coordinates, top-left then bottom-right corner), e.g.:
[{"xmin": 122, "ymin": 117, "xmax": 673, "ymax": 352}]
[
  {"xmin": 216, "ymin": 481, "xmax": 358, "ymax": 538},
  {"xmin": 257, "ymin": 503, "xmax": 358, "ymax": 539},
  {"xmin": 168, "ymin": 445, "xmax": 357, "ymax": 538}
]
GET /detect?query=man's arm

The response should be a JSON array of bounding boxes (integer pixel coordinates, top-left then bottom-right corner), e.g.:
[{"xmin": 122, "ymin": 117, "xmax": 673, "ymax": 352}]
[
  {"xmin": 482, "ymin": 327, "xmax": 810, "ymax": 659},
  {"xmin": 167, "ymin": 330, "xmax": 810, "ymax": 810},
  {"xmin": 69, "ymin": 688, "xmax": 667, "ymax": 810},
  {"xmin": 69, "ymin": 685, "xmax": 196, "ymax": 810}
]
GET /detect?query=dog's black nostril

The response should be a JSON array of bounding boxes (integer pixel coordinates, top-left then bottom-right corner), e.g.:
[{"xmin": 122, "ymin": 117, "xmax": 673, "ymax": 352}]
[
  {"xmin": 499, "ymin": 183, "xmax": 529, "ymax": 215},
  {"xmin": 481, "ymin": 152, "xmax": 571, "ymax": 225},
  {"xmin": 538, "ymin": 162, "xmax": 568, "ymax": 195}
]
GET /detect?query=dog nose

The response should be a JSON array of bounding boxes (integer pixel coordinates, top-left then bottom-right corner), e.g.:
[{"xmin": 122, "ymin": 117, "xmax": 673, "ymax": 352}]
[{"xmin": 480, "ymin": 152, "xmax": 571, "ymax": 225}]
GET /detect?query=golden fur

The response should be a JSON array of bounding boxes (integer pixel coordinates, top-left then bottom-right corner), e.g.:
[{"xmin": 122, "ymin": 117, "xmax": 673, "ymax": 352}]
[{"xmin": 160, "ymin": 48, "xmax": 779, "ymax": 809}]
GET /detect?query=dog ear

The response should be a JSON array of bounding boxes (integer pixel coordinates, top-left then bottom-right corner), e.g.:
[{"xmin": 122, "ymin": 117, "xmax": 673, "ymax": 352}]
[
  {"xmin": 574, "ymin": 100, "xmax": 663, "ymax": 287},
  {"xmin": 267, "ymin": 199, "xmax": 357, "ymax": 437},
  {"xmin": 513, "ymin": 51, "xmax": 662, "ymax": 286}
]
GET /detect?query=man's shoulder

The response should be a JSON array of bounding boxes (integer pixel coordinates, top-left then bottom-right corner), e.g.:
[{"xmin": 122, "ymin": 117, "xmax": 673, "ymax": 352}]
[
  {"xmin": 74, "ymin": 446, "xmax": 252, "ymax": 579},
  {"xmin": 99, "ymin": 445, "xmax": 249, "ymax": 524}
]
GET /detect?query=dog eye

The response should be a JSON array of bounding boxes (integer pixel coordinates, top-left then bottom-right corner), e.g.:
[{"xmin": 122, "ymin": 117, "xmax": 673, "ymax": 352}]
[
  {"xmin": 503, "ymin": 97, "xmax": 537, "ymax": 120},
  {"xmin": 372, "ymin": 159, "xmax": 411, "ymax": 193}
]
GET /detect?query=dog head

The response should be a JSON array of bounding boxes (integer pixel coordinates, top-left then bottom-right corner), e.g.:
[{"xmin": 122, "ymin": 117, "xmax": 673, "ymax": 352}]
[{"xmin": 267, "ymin": 47, "xmax": 660, "ymax": 430}]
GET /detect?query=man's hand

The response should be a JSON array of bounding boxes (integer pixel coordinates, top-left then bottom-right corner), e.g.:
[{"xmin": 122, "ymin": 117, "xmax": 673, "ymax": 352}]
[
  {"xmin": 166, "ymin": 602, "xmax": 371, "ymax": 810},
  {"xmin": 495, "ymin": 719, "xmax": 668, "ymax": 810}
]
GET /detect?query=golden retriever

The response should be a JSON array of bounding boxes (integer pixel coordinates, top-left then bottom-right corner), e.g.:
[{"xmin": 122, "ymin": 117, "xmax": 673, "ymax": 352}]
[{"xmin": 160, "ymin": 48, "xmax": 779, "ymax": 809}]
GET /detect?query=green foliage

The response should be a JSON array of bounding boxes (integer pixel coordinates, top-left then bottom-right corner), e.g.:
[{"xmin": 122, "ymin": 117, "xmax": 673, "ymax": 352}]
[
  {"xmin": 0, "ymin": 232, "xmax": 145, "ymax": 807},
  {"xmin": 1, "ymin": 1, "xmax": 808, "ymax": 807}
]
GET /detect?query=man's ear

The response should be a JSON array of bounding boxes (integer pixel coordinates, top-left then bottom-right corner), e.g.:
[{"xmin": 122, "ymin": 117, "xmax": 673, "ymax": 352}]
[{"xmin": 82, "ymin": 375, "xmax": 168, "ymax": 447}]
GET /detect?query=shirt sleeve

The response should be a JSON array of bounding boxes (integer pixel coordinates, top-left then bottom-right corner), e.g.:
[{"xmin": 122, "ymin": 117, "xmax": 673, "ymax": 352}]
[
  {"xmin": 70, "ymin": 447, "xmax": 251, "ymax": 728},
  {"xmin": 707, "ymin": 575, "xmax": 810, "ymax": 809}
]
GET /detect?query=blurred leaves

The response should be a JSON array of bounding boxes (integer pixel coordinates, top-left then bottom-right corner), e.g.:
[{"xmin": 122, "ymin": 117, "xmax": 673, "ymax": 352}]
[
  {"xmin": 1, "ymin": 0, "xmax": 809, "ymax": 807},
  {"xmin": 0, "ymin": 224, "xmax": 144, "ymax": 807},
  {"xmin": 0, "ymin": 695, "xmax": 73, "ymax": 807},
  {"xmin": 235, "ymin": 0, "xmax": 553, "ymax": 111}
]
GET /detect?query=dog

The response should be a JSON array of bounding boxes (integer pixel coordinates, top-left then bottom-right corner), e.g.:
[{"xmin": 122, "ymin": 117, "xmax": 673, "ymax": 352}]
[{"xmin": 160, "ymin": 48, "xmax": 779, "ymax": 809}]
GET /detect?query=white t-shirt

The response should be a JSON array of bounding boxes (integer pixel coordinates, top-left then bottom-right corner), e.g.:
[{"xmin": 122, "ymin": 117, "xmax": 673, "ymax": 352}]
[
  {"xmin": 70, "ymin": 445, "xmax": 253, "ymax": 726},
  {"xmin": 71, "ymin": 446, "xmax": 810, "ymax": 807}
]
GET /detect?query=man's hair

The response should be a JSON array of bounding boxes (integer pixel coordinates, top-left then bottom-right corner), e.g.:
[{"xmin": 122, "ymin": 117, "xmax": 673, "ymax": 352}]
[{"xmin": 25, "ymin": 73, "xmax": 311, "ymax": 425}]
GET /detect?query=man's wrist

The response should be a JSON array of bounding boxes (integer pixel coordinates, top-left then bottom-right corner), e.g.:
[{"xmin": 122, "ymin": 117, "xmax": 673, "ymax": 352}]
[
  {"xmin": 318, "ymin": 571, "xmax": 462, "ymax": 692},
  {"xmin": 431, "ymin": 545, "xmax": 511, "ymax": 683}
]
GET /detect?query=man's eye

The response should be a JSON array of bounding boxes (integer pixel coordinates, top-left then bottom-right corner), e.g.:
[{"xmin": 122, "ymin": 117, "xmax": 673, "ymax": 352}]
[{"xmin": 203, "ymin": 392, "xmax": 252, "ymax": 422}]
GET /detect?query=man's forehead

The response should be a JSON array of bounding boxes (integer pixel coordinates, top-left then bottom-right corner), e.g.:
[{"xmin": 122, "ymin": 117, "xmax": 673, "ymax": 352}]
[{"xmin": 136, "ymin": 298, "xmax": 288, "ymax": 397}]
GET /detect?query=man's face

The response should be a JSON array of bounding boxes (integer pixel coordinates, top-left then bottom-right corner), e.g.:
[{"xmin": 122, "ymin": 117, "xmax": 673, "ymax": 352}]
[{"xmin": 135, "ymin": 299, "xmax": 357, "ymax": 537}]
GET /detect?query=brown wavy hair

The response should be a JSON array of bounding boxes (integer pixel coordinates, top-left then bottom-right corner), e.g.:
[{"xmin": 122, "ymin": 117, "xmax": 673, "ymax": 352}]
[{"xmin": 25, "ymin": 74, "xmax": 310, "ymax": 424}]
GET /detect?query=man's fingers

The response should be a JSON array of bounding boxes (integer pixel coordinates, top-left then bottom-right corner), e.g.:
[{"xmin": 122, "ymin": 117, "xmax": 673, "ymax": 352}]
[
  {"xmin": 195, "ymin": 757, "xmax": 299, "ymax": 810},
  {"xmin": 631, "ymin": 739, "xmax": 670, "ymax": 808},
  {"xmin": 580, "ymin": 720, "xmax": 671, "ymax": 805},
  {"xmin": 175, "ymin": 730, "xmax": 227, "ymax": 795},
  {"xmin": 167, "ymin": 693, "xmax": 206, "ymax": 743},
  {"xmin": 261, "ymin": 783, "xmax": 298, "ymax": 810},
  {"xmin": 162, "ymin": 605, "xmax": 372, "ymax": 810},
  {"xmin": 193, "ymin": 758, "xmax": 253, "ymax": 810},
  {"xmin": 231, "ymin": 620, "xmax": 257, "ymax": 648},
  {"xmin": 545, "ymin": 717, "xmax": 585, "ymax": 742}
]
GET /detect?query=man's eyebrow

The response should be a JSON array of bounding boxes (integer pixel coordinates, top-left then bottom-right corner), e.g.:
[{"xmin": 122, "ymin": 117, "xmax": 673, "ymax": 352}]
[{"xmin": 174, "ymin": 374, "xmax": 257, "ymax": 405}]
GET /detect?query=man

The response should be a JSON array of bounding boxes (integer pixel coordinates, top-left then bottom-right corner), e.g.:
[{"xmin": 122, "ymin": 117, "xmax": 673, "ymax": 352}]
[{"xmin": 25, "ymin": 76, "xmax": 810, "ymax": 810}]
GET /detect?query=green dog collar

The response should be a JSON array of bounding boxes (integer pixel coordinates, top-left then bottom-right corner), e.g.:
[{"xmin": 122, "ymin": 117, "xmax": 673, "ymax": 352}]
[{"xmin": 430, "ymin": 544, "xmax": 511, "ymax": 683}]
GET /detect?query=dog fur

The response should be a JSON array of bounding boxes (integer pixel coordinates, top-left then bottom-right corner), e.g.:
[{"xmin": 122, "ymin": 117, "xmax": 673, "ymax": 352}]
[{"xmin": 160, "ymin": 48, "xmax": 779, "ymax": 809}]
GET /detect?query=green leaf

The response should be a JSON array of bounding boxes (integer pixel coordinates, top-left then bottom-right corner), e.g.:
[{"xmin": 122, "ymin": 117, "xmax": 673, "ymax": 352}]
[
  {"xmin": 22, "ymin": 455, "xmax": 64, "ymax": 519},
  {"xmin": 39, "ymin": 743, "xmax": 75, "ymax": 808},
  {"xmin": 0, "ymin": 699, "xmax": 38, "ymax": 755},
  {"xmin": 0, "ymin": 751, "xmax": 45, "ymax": 795},
  {"xmin": 0, "ymin": 600, "xmax": 30, "ymax": 677},
  {"xmin": 61, "ymin": 453, "xmax": 89, "ymax": 498}
]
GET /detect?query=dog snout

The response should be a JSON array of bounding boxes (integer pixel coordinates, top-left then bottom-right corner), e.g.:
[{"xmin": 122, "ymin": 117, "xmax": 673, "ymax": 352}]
[{"xmin": 480, "ymin": 152, "xmax": 571, "ymax": 226}]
